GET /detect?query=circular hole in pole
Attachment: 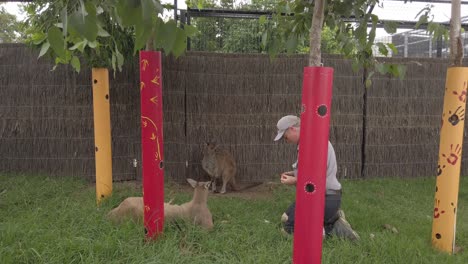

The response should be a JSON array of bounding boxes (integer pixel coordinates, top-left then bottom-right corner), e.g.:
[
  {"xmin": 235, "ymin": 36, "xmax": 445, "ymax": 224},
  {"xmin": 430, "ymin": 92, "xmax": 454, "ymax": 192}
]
[
  {"xmin": 435, "ymin": 233, "xmax": 441, "ymax": 239},
  {"xmin": 305, "ymin": 183, "xmax": 315, "ymax": 193},
  {"xmin": 95, "ymin": 147, "xmax": 99, "ymax": 152},
  {"xmin": 105, "ymin": 94, "xmax": 109, "ymax": 100},
  {"xmin": 101, "ymin": 194, "xmax": 105, "ymax": 198},
  {"xmin": 317, "ymin": 105, "xmax": 327, "ymax": 116},
  {"xmin": 159, "ymin": 161, "xmax": 164, "ymax": 169},
  {"xmin": 93, "ymin": 79, "xmax": 98, "ymax": 84}
]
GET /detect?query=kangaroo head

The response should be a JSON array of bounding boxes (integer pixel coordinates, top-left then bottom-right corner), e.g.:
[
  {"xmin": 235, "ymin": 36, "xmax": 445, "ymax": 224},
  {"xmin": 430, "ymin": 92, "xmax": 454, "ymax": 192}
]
[
  {"xmin": 187, "ymin": 178, "xmax": 211, "ymax": 189},
  {"xmin": 203, "ymin": 142, "xmax": 219, "ymax": 155}
]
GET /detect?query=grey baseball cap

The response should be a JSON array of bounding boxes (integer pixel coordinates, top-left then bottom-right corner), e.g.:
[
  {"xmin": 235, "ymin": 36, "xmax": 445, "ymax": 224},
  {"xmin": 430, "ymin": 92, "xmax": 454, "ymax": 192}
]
[{"xmin": 274, "ymin": 115, "xmax": 300, "ymax": 141}]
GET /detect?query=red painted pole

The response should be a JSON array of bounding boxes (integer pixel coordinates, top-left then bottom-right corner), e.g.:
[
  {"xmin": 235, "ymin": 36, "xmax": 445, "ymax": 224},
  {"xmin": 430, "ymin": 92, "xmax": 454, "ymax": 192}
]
[
  {"xmin": 139, "ymin": 51, "xmax": 165, "ymax": 240},
  {"xmin": 293, "ymin": 67, "xmax": 333, "ymax": 264}
]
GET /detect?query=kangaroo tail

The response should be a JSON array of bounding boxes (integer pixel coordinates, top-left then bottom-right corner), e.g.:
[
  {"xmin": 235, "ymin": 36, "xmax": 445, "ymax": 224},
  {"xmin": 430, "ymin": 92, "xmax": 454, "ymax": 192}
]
[
  {"xmin": 239, "ymin": 182, "xmax": 264, "ymax": 191},
  {"xmin": 229, "ymin": 181, "xmax": 264, "ymax": 192},
  {"xmin": 229, "ymin": 177, "xmax": 240, "ymax": 191}
]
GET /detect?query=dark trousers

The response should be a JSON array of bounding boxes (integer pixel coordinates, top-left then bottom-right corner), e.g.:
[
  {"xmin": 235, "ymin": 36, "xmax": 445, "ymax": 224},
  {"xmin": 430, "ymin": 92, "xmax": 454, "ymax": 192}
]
[{"xmin": 283, "ymin": 193, "xmax": 341, "ymax": 234}]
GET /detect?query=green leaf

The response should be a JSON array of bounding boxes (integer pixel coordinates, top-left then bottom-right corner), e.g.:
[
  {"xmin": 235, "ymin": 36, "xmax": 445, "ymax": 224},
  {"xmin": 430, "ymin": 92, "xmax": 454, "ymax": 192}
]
[
  {"xmin": 153, "ymin": 17, "xmax": 165, "ymax": 49},
  {"xmin": 261, "ymin": 31, "xmax": 268, "ymax": 47},
  {"xmin": 415, "ymin": 15, "xmax": 428, "ymax": 29},
  {"xmin": 71, "ymin": 56, "xmax": 81, "ymax": 72},
  {"xmin": 48, "ymin": 26, "xmax": 66, "ymax": 59},
  {"xmin": 142, "ymin": 0, "xmax": 156, "ymax": 25},
  {"xmin": 158, "ymin": 20, "xmax": 178, "ymax": 53},
  {"xmin": 286, "ymin": 35, "xmax": 298, "ymax": 54},
  {"xmin": 351, "ymin": 59, "xmax": 360, "ymax": 72},
  {"xmin": 97, "ymin": 25, "xmax": 110, "ymax": 37},
  {"xmin": 38, "ymin": 41, "xmax": 50, "ymax": 59},
  {"xmin": 172, "ymin": 28, "xmax": 187, "ymax": 57},
  {"xmin": 375, "ymin": 63, "xmax": 389, "ymax": 75},
  {"xmin": 376, "ymin": 43, "xmax": 388, "ymax": 57},
  {"xmin": 31, "ymin": 32, "xmax": 47, "ymax": 45},
  {"xmin": 259, "ymin": 15, "xmax": 267, "ymax": 25},
  {"xmin": 115, "ymin": 46, "xmax": 124, "ymax": 72},
  {"xmin": 387, "ymin": 43, "xmax": 398, "ymax": 55},
  {"xmin": 396, "ymin": 65, "xmax": 407, "ymax": 80},
  {"xmin": 68, "ymin": 8, "xmax": 98, "ymax": 42},
  {"xmin": 88, "ymin": 41, "xmax": 97, "ymax": 48},
  {"xmin": 111, "ymin": 54, "xmax": 116, "ymax": 73},
  {"xmin": 383, "ymin": 21, "xmax": 397, "ymax": 34},
  {"xmin": 117, "ymin": 0, "xmax": 142, "ymax": 26},
  {"xmin": 183, "ymin": 25, "xmax": 198, "ymax": 37},
  {"xmin": 61, "ymin": 7, "xmax": 68, "ymax": 38},
  {"xmin": 69, "ymin": 40, "xmax": 87, "ymax": 51},
  {"xmin": 134, "ymin": 20, "xmax": 152, "ymax": 52}
]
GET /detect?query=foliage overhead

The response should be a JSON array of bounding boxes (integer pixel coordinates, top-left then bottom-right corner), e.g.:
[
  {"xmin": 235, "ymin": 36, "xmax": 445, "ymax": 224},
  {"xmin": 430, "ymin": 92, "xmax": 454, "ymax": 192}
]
[
  {"xmin": 23, "ymin": 0, "xmax": 198, "ymax": 72},
  {"xmin": 260, "ymin": 0, "xmax": 409, "ymax": 83},
  {"xmin": 0, "ymin": 6, "xmax": 24, "ymax": 43}
]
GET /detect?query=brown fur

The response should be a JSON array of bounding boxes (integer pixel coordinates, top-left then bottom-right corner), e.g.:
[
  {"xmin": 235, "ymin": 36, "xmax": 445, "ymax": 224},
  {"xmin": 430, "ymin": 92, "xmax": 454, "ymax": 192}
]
[
  {"xmin": 201, "ymin": 142, "xmax": 238, "ymax": 194},
  {"xmin": 106, "ymin": 179, "xmax": 213, "ymax": 230}
]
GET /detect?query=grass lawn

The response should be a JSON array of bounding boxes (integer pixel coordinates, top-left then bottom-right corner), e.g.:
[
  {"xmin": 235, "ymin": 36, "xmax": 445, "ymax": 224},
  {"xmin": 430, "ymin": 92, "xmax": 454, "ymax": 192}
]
[{"xmin": 0, "ymin": 174, "xmax": 467, "ymax": 264}]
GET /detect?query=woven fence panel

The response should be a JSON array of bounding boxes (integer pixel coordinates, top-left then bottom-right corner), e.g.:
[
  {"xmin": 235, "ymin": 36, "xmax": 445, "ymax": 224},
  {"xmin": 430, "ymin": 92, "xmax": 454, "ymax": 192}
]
[
  {"xmin": 364, "ymin": 58, "xmax": 448, "ymax": 178},
  {"xmin": 2, "ymin": 44, "xmax": 467, "ymax": 183}
]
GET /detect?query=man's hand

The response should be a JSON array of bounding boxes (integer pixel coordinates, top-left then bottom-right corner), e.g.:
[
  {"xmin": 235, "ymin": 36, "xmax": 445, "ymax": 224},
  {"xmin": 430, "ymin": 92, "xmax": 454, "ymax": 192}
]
[{"xmin": 280, "ymin": 173, "xmax": 297, "ymax": 185}]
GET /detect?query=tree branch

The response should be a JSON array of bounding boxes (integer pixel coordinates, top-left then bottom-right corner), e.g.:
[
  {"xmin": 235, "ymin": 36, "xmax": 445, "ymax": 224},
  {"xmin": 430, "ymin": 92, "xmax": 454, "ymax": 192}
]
[{"xmin": 309, "ymin": 0, "xmax": 325, "ymax": 66}]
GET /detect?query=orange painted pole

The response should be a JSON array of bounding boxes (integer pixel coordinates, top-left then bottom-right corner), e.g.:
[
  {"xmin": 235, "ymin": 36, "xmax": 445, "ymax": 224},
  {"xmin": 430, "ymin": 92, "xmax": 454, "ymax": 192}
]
[
  {"xmin": 92, "ymin": 68, "xmax": 113, "ymax": 205},
  {"xmin": 432, "ymin": 67, "xmax": 468, "ymax": 253}
]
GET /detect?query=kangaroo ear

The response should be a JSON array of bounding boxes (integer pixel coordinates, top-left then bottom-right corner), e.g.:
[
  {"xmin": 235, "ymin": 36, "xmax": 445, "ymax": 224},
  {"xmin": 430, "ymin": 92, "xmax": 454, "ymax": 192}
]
[
  {"xmin": 203, "ymin": 181, "xmax": 211, "ymax": 189},
  {"xmin": 187, "ymin": 178, "xmax": 197, "ymax": 188}
]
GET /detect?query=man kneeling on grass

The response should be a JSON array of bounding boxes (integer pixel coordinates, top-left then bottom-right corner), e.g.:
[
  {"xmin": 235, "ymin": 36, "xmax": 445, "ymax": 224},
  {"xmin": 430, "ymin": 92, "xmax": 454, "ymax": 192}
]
[{"xmin": 274, "ymin": 115, "xmax": 359, "ymax": 241}]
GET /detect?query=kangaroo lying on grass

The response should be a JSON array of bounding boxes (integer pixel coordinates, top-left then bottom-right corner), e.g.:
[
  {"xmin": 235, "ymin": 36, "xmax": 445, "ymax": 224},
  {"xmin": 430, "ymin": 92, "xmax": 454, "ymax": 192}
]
[{"xmin": 106, "ymin": 178, "xmax": 213, "ymax": 230}]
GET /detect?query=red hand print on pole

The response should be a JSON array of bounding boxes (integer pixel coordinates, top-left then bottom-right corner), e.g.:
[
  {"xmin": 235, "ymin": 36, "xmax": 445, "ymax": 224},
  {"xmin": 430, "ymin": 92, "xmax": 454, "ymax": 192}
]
[
  {"xmin": 442, "ymin": 144, "xmax": 462, "ymax": 165},
  {"xmin": 452, "ymin": 81, "xmax": 467, "ymax": 103},
  {"xmin": 434, "ymin": 199, "xmax": 445, "ymax": 219}
]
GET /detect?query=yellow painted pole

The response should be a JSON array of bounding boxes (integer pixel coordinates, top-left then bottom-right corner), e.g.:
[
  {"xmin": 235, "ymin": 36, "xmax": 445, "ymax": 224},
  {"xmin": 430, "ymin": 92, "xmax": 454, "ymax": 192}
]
[
  {"xmin": 92, "ymin": 68, "xmax": 113, "ymax": 205},
  {"xmin": 432, "ymin": 67, "xmax": 468, "ymax": 253}
]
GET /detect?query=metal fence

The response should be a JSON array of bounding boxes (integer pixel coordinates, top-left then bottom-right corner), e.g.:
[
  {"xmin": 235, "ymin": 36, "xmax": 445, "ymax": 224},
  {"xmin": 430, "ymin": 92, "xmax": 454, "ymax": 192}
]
[{"xmin": 180, "ymin": 8, "xmax": 468, "ymax": 59}]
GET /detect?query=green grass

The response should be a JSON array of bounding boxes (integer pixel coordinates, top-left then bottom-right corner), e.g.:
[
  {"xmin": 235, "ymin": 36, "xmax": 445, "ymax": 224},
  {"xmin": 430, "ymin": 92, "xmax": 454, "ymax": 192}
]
[{"xmin": 0, "ymin": 174, "xmax": 467, "ymax": 264}]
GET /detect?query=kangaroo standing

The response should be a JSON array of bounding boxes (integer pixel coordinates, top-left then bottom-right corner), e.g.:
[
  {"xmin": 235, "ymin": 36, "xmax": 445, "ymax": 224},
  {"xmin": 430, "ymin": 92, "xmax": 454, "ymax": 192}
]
[
  {"xmin": 201, "ymin": 142, "xmax": 238, "ymax": 194},
  {"xmin": 107, "ymin": 178, "xmax": 213, "ymax": 230}
]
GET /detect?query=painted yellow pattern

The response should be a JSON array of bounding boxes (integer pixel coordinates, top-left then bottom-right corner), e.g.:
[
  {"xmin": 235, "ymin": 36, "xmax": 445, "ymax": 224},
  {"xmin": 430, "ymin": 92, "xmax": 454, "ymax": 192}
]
[
  {"xmin": 150, "ymin": 96, "xmax": 158, "ymax": 105},
  {"xmin": 141, "ymin": 59, "xmax": 149, "ymax": 71},
  {"xmin": 92, "ymin": 68, "xmax": 113, "ymax": 205},
  {"xmin": 432, "ymin": 67, "xmax": 468, "ymax": 253},
  {"xmin": 140, "ymin": 82, "xmax": 145, "ymax": 91},
  {"xmin": 151, "ymin": 68, "xmax": 161, "ymax": 85},
  {"xmin": 141, "ymin": 116, "xmax": 162, "ymax": 162}
]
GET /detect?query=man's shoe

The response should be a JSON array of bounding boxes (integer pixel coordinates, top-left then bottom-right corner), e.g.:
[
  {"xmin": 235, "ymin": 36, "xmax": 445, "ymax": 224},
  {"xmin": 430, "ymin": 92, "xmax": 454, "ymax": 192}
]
[{"xmin": 331, "ymin": 210, "xmax": 360, "ymax": 241}]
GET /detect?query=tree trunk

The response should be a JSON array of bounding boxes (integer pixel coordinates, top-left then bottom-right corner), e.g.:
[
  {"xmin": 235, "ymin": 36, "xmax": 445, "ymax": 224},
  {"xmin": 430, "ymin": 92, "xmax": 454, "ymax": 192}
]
[
  {"xmin": 309, "ymin": 0, "xmax": 325, "ymax": 66},
  {"xmin": 450, "ymin": 0, "xmax": 463, "ymax": 66}
]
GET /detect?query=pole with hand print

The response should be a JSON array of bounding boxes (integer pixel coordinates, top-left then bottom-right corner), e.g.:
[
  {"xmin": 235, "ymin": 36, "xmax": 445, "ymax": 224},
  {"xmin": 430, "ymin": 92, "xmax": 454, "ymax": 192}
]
[
  {"xmin": 92, "ymin": 68, "xmax": 113, "ymax": 205},
  {"xmin": 432, "ymin": 67, "xmax": 468, "ymax": 253}
]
